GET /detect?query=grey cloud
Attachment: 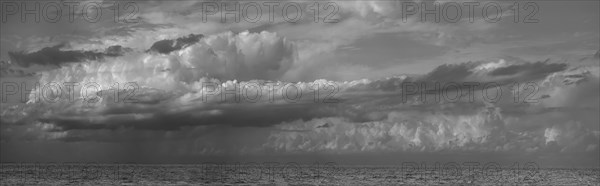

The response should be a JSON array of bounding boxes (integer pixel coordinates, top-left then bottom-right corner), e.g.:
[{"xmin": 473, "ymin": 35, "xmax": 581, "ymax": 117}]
[
  {"xmin": 8, "ymin": 43, "xmax": 133, "ymax": 67},
  {"xmin": 490, "ymin": 60, "xmax": 567, "ymax": 77},
  {"xmin": 0, "ymin": 60, "xmax": 33, "ymax": 77},
  {"xmin": 38, "ymin": 103, "xmax": 338, "ymax": 131},
  {"xmin": 316, "ymin": 123, "xmax": 333, "ymax": 128},
  {"xmin": 147, "ymin": 34, "xmax": 203, "ymax": 54},
  {"xmin": 1, "ymin": 55, "xmax": 597, "ymax": 157},
  {"xmin": 22, "ymin": 60, "xmax": 583, "ymax": 132}
]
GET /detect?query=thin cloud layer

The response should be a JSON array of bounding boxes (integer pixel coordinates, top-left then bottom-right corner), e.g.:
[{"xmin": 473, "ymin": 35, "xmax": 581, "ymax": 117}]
[{"xmin": 8, "ymin": 44, "xmax": 132, "ymax": 67}]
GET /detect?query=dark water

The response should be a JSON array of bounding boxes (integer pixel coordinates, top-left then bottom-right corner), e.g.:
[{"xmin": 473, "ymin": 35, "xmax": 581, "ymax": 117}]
[{"xmin": 1, "ymin": 163, "xmax": 598, "ymax": 185}]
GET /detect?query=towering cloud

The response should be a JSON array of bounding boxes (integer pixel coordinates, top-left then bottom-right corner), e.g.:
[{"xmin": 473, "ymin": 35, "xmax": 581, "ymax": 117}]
[
  {"xmin": 1, "ymin": 51, "xmax": 598, "ymax": 159},
  {"xmin": 1, "ymin": 15, "xmax": 598, "ymax": 165},
  {"xmin": 25, "ymin": 31, "xmax": 296, "ymax": 98}
]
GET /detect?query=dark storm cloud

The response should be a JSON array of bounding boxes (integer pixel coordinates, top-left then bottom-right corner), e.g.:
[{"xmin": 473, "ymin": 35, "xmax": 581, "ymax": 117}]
[
  {"xmin": 8, "ymin": 44, "xmax": 133, "ymax": 67},
  {"xmin": 489, "ymin": 60, "xmax": 567, "ymax": 77},
  {"xmin": 352, "ymin": 60, "xmax": 570, "ymax": 91},
  {"xmin": 421, "ymin": 62, "xmax": 479, "ymax": 82},
  {"xmin": 4, "ymin": 59, "xmax": 577, "ymax": 134},
  {"xmin": 1, "ymin": 57, "xmax": 594, "ymax": 151},
  {"xmin": 0, "ymin": 60, "xmax": 10, "ymax": 72},
  {"xmin": 419, "ymin": 60, "xmax": 568, "ymax": 84},
  {"xmin": 146, "ymin": 34, "xmax": 204, "ymax": 54},
  {"xmin": 39, "ymin": 103, "xmax": 337, "ymax": 131},
  {"xmin": 316, "ymin": 123, "xmax": 332, "ymax": 128},
  {"xmin": 417, "ymin": 60, "xmax": 570, "ymax": 89},
  {"xmin": 0, "ymin": 68, "xmax": 31, "ymax": 77}
]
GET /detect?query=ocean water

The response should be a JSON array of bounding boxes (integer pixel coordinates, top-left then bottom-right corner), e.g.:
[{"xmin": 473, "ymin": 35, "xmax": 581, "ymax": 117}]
[{"xmin": 1, "ymin": 163, "xmax": 598, "ymax": 185}]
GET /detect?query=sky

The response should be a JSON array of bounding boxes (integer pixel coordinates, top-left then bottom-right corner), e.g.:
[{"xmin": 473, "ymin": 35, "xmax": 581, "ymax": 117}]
[{"xmin": 0, "ymin": 0, "xmax": 599, "ymax": 167}]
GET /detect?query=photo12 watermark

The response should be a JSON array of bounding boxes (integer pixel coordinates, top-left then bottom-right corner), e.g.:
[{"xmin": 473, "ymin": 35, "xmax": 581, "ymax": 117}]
[
  {"xmin": 0, "ymin": 81, "xmax": 546, "ymax": 104},
  {"xmin": 1, "ymin": 1, "xmax": 542, "ymax": 24},
  {"xmin": 1, "ymin": 1, "xmax": 139, "ymax": 23},
  {"xmin": 400, "ymin": 1, "xmax": 539, "ymax": 23},
  {"xmin": 0, "ymin": 81, "xmax": 140, "ymax": 104}
]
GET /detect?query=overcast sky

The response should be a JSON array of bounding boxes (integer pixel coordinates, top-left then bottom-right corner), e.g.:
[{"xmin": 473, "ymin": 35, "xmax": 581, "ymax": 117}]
[{"xmin": 0, "ymin": 0, "xmax": 599, "ymax": 167}]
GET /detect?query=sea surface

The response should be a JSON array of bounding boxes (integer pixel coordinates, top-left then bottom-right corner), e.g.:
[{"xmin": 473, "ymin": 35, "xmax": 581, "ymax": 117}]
[{"xmin": 1, "ymin": 163, "xmax": 598, "ymax": 185}]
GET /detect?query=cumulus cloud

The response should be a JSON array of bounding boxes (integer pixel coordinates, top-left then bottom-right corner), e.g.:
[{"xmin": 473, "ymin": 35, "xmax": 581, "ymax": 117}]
[
  {"xmin": 261, "ymin": 67, "xmax": 599, "ymax": 154},
  {"xmin": 1, "ymin": 0, "xmax": 598, "ymax": 165},
  {"xmin": 36, "ymin": 31, "xmax": 293, "ymax": 87},
  {"xmin": 1, "ymin": 0, "xmax": 599, "ymax": 157},
  {"xmin": 263, "ymin": 108, "xmax": 505, "ymax": 153},
  {"xmin": 178, "ymin": 31, "xmax": 296, "ymax": 80},
  {"xmin": 1, "ymin": 31, "xmax": 304, "ymax": 131},
  {"xmin": 1, "ymin": 51, "xmax": 598, "ymax": 158}
]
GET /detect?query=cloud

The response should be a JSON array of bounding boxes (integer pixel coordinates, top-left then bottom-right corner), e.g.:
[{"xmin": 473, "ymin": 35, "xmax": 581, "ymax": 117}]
[
  {"xmin": 0, "ymin": 0, "xmax": 598, "ymax": 165},
  {"xmin": 419, "ymin": 59, "xmax": 571, "ymax": 84},
  {"xmin": 2, "ymin": 54, "xmax": 597, "ymax": 156},
  {"xmin": 263, "ymin": 109, "xmax": 505, "ymax": 153},
  {"xmin": 179, "ymin": 31, "xmax": 296, "ymax": 80},
  {"xmin": 8, "ymin": 43, "xmax": 132, "ymax": 67},
  {"xmin": 147, "ymin": 34, "xmax": 204, "ymax": 54},
  {"xmin": 1, "ymin": 16, "xmax": 598, "ymax": 160},
  {"xmin": 316, "ymin": 122, "xmax": 333, "ymax": 128},
  {"xmin": 0, "ymin": 60, "xmax": 33, "ymax": 77},
  {"xmin": 35, "ymin": 103, "xmax": 337, "ymax": 131},
  {"xmin": 489, "ymin": 61, "xmax": 567, "ymax": 77},
  {"xmin": 421, "ymin": 62, "xmax": 479, "ymax": 82}
]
